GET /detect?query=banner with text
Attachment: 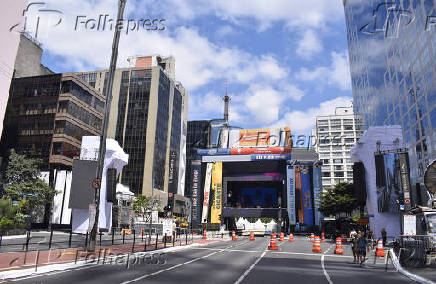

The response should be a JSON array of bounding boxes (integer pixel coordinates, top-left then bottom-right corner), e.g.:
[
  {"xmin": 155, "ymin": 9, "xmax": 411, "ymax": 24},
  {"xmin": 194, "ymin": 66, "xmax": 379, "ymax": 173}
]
[
  {"xmin": 201, "ymin": 163, "xmax": 213, "ymax": 223},
  {"xmin": 210, "ymin": 162, "xmax": 223, "ymax": 224},
  {"xmin": 286, "ymin": 165, "xmax": 296, "ymax": 225}
]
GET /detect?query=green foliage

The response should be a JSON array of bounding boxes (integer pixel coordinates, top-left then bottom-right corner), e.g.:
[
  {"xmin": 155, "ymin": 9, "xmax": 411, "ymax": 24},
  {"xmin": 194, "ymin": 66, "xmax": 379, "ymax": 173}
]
[
  {"xmin": 133, "ymin": 195, "xmax": 161, "ymax": 221},
  {"xmin": 0, "ymin": 199, "xmax": 24, "ymax": 232},
  {"xmin": 2, "ymin": 150, "xmax": 56, "ymax": 216},
  {"xmin": 319, "ymin": 182, "xmax": 358, "ymax": 218}
]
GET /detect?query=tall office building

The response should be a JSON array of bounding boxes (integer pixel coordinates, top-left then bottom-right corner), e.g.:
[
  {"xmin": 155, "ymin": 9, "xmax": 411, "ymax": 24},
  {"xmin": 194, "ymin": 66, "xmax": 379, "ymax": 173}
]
[
  {"xmin": 0, "ymin": 73, "xmax": 103, "ymax": 169},
  {"xmin": 344, "ymin": 0, "xmax": 436, "ymax": 203},
  {"xmin": 76, "ymin": 56, "xmax": 188, "ymax": 200},
  {"xmin": 315, "ymin": 106, "xmax": 364, "ymax": 188}
]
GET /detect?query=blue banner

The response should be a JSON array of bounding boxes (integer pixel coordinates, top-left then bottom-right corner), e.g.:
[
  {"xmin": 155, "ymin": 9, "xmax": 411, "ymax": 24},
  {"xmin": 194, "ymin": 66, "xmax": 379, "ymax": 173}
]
[
  {"xmin": 300, "ymin": 167, "xmax": 313, "ymax": 226},
  {"xmin": 286, "ymin": 165, "xmax": 296, "ymax": 225},
  {"xmin": 190, "ymin": 159, "xmax": 202, "ymax": 223},
  {"xmin": 197, "ymin": 149, "xmax": 231, "ymax": 155},
  {"xmin": 251, "ymin": 154, "xmax": 292, "ymax": 161},
  {"xmin": 312, "ymin": 165, "xmax": 322, "ymax": 227}
]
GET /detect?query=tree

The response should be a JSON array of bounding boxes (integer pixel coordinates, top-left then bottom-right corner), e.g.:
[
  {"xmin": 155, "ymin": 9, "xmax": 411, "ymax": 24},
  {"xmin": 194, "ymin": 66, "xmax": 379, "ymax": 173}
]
[
  {"xmin": 319, "ymin": 182, "xmax": 358, "ymax": 218},
  {"xmin": 0, "ymin": 198, "xmax": 25, "ymax": 233},
  {"xmin": 133, "ymin": 195, "xmax": 161, "ymax": 222},
  {"xmin": 2, "ymin": 150, "xmax": 57, "ymax": 216}
]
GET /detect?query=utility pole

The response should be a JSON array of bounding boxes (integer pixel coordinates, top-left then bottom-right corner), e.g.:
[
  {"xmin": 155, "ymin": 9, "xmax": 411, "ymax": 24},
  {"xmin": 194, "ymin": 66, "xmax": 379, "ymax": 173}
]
[{"xmin": 88, "ymin": 0, "xmax": 127, "ymax": 252}]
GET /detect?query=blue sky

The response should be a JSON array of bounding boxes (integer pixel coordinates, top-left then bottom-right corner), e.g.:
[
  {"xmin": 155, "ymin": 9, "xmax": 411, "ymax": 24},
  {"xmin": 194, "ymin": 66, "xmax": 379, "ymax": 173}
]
[{"xmin": 26, "ymin": 0, "xmax": 353, "ymax": 136}]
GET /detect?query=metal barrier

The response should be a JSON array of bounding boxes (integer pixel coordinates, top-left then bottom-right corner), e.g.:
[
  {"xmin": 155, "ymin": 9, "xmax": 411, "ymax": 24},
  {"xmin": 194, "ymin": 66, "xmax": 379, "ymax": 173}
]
[{"xmin": 395, "ymin": 235, "xmax": 436, "ymax": 268}]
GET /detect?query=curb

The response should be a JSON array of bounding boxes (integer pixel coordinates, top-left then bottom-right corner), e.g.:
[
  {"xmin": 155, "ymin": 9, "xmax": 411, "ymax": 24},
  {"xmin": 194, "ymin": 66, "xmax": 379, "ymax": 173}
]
[
  {"xmin": 388, "ymin": 249, "xmax": 435, "ymax": 284},
  {"xmin": 0, "ymin": 240, "xmax": 222, "ymax": 281}
]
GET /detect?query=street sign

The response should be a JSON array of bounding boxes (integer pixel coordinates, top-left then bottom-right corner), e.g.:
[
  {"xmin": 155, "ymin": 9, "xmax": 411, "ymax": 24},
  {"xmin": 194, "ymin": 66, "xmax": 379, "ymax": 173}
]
[{"xmin": 91, "ymin": 178, "xmax": 101, "ymax": 189}]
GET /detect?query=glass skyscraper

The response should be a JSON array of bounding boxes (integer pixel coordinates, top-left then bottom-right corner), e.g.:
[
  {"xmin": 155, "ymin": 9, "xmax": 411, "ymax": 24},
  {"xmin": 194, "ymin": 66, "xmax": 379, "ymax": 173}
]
[{"xmin": 344, "ymin": 0, "xmax": 436, "ymax": 204}]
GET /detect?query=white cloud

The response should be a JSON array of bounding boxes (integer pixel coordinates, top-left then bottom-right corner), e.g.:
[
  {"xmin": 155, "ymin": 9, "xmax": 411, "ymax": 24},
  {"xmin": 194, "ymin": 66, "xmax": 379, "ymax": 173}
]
[
  {"xmin": 296, "ymin": 29, "xmax": 323, "ymax": 59},
  {"xmin": 269, "ymin": 96, "xmax": 353, "ymax": 134},
  {"xmin": 296, "ymin": 51, "xmax": 352, "ymax": 91}
]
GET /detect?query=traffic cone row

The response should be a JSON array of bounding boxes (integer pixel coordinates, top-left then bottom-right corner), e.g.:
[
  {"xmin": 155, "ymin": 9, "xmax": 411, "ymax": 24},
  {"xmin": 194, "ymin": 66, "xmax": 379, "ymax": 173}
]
[
  {"xmin": 334, "ymin": 237, "xmax": 344, "ymax": 255},
  {"xmin": 375, "ymin": 239, "xmax": 385, "ymax": 257},
  {"xmin": 232, "ymin": 230, "xmax": 238, "ymax": 241},
  {"xmin": 202, "ymin": 229, "xmax": 207, "ymax": 240},
  {"xmin": 250, "ymin": 231, "xmax": 255, "ymax": 241},
  {"xmin": 312, "ymin": 236, "xmax": 322, "ymax": 253},
  {"xmin": 279, "ymin": 232, "xmax": 285, "ymax": 242},
  {"xmin": 288, "ymin": 233, "xmax": 294, "ymax": 242},
  {"xmin": 268, "ymin": 233, "xmax": 279, "ymax": 250}
]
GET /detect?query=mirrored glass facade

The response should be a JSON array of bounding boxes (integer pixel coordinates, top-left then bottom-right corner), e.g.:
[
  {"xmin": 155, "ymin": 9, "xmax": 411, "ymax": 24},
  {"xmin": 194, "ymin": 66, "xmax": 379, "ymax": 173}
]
[{"xmin": 344, "ymin": 0, "xmax": 436, "ymax": 202}]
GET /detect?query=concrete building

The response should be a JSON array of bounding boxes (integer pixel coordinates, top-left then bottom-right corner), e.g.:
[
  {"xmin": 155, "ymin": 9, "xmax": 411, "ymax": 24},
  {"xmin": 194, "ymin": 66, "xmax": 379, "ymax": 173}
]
[
  {"xmin": 0, "ymin": 73, "xmax": 103, "ymax": 169},
  {"xmin": 314, "ymin": 106, "xmax": 364, "ymax": 188},
  {"xmin": 75, "ymin": 56, "xmax": 188, "ymax": 203},
  {"xmin": 0, "ymin": 0, "xmax": 26, "ymax": 138},
  {"xmin": 344, "ymin": 0, "xmax": 436, "ymax": 205}
]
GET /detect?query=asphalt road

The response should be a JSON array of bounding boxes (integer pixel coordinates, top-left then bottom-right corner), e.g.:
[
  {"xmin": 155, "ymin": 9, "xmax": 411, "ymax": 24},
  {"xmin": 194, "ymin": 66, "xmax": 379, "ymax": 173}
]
[{"xmin": 9, "ymin": 235, "xmax": 414, "ymax": 284}]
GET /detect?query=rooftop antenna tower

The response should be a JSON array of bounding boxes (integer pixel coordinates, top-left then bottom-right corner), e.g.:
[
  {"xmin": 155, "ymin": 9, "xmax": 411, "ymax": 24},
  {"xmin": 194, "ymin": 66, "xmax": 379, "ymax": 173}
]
[{"xmin": 223, "ymin": 80, "xmax": 231, "ymax": 126}]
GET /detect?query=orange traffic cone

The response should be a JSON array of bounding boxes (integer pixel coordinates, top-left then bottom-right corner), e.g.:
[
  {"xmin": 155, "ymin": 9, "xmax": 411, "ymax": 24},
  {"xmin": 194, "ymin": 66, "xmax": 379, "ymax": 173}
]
[
  {"xmin": 202, "ymin": 229, "xmax": 207, "ymax": 240},
  {"xmin": 268, "ymin": 234, "xmax": 279, "ymax": 250},
  {"xmin": 312, "ymin": 236, "xmax": 322, "ymax": 253},
  {"xmin": 334, "ymin": 237, "xmax": 344, "ymax": 255},
  {"xmin": 376, "ymin": 239, "xmax": 385, "ymax": 257},
  {"xmin": 288, "ymin": 233, "xmax": 295, "ymax": 242},
  {"xmin": 279, "ymin": 232, "xmax": 285, "ymax": 242},
  {"xmin": 139, "ymin": 227, "xmax": 144, "ymax": 236},
  {"xmin": 310, "ymin": 233, "xmax": 315, "ymax": 243},
  {"xmin": 321, "ymin": 233, "xmax": 326, "ymax": 243},
  {"xmin": 249, "ymin": 232, "xmax": 255, "ymax": 241},
  {"xmin": 232, "ymin": 230, "xmax": 238, "ymax": 241}
]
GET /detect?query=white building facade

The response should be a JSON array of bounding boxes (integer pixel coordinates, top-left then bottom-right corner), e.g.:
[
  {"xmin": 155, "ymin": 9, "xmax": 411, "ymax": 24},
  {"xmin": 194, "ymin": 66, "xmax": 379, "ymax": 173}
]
[{"xmin": 315, "ymin": 106, "xmax": 364, "ymax": 188}]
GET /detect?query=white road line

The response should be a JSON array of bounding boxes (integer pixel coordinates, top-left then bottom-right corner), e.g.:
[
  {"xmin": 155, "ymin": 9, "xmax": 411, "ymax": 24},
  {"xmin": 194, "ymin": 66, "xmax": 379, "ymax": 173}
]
[
  {"xmin": 120, "ymin": 241, "xmax": 250, "ymax": 284},
  {"xmin": 321, "ymin": 244, "xmax": 335, "ymax": 284},
  {"xmin": 234, "ymin": 251, "xmax": 266, "ymax": 284}
]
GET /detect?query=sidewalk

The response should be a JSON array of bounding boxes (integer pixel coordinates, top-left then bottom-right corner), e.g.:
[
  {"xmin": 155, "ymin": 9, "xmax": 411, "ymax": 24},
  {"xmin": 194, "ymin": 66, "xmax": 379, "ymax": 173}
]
[{"xmin": 0, "ymin": 234, "xmax": 230, "ymax": 278}]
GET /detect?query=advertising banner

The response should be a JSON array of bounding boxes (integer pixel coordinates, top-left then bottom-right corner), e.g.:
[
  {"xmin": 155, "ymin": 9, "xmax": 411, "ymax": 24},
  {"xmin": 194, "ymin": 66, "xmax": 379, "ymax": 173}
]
[
  {"xmin": 312, "ymin": 165, "xmax": 322, "ymax": 227},
  {"xmin": 190, "ymin": 160, "xmax": 202, "ymax": 223},
  {"xmin": 230, "ymin": 147, "xmax": 291, "ymax": 155},
  {"xmin": 228, "ymin": 128, "xmax": 282, "ymax": 148},
  {"xmin": 300, "ymin": 167, "xmax": 313, "ymax": 226},
  {"xmin": 398, "ymin": 152, "xmax": 411, "ymax": 210},
  {"xmin": 197, "ymin": 149, "xmax": 231, "ymax": 155},
  {"xmin": 286, "ymin": 165, "xmax": 296, "ymax": 225},
  {"xmin": 210, "ymin": 162, "xmax": 223, "ymax": 224},
  {"xmin": 403, "ymin": 215, "xmax": 416, "ymax": 236},
  {"xmin": 251, "ymin": 154, "xmax": 292, "ymax": 161},
  {"xmin": 201, "ymin": 163, "xmax": 213, "ymax": 223},
  {"xmin": 295, "ymin": 167, "xmax": 304, "ymax": 224},
  {"xmin": 375, "ymin": 153, "xmax": 404, "ymax": 213}
]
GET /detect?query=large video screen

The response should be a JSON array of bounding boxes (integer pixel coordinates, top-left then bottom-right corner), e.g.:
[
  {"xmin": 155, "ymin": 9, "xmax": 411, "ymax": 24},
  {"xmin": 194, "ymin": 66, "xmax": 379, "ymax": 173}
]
[
  {"xmin": 227, "ymin": 181, "xmax": 279, "ymax": 208},
  {"xmin": 375, "ymin": 153, "xmax": 405, "ymax": 212}
]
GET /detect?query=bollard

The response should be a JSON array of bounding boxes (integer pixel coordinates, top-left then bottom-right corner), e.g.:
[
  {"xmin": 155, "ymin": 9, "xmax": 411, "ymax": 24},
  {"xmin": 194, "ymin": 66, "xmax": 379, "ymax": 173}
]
[
  {"xmin": 0, "ymin": 233, "xmax": 2, "ymax": 248},
  {"xmin": 85, "ymin": 232, "xmax": 88, "ymax": 247},
  {"xmin": 144, "ymin": 236, "xmax": 147, "ymax": 252},
  {"xmin": 34, "ymin": 249, "xmax": 41, "ymax": 272},
  {"xmin": 155, "ymin": 234, "xmax": 158, "ymax": 250},
  {"xmin": 173, "ymin": 232, "xmax": 175, "ymax": 247},
  {"xmin": 68, "ymin": 230, "xmax": 73, "ymax": 248},
  {"xmin": 25, "ymin": 231, "xmax": 31, "ymax": 252},
  {"xmin": 112, "ymin": 228, "xmax": 115, "ymax": 245},
  {"xmin": 123, "ymin": 231, "xmax": 125, "ymax": 244},
  {"xmin": 132, "ymin": 230, "xmax": 136, "ymax": 253},
  {"xmin": 164, "ymin": 234, "xmax": 167, "ymax": 248},
  {"xmin": 99, "ymin": 232, "xmax": 102, "ymax": 246},
  {"xmin": 48, "ymin": 228, "xmax": 54, "ymax": 249}
]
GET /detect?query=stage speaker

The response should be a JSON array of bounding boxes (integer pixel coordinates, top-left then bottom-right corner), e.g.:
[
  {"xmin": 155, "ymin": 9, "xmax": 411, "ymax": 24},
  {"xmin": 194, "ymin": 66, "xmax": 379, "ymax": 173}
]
[{"xmin": 353, "ymin": 162, "xmax": 366, "ymax": 206}]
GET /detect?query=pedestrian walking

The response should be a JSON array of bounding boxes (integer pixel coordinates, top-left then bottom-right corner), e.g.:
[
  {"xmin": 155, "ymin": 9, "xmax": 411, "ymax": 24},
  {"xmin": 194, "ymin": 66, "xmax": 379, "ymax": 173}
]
[
  {"xmin": 351, "ymin": 234, "xmax": 359, "ymax": 263},
  {"xmin": 357, "ymin": 232, "xmax": 368, "ymax": 266},
  {"xmin": 381, "ymin": 228, "xmax": 387, "ymax": 246}
]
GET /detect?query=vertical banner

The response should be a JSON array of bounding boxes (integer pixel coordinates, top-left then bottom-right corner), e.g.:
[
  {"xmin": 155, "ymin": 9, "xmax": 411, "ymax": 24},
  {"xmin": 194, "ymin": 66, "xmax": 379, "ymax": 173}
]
[
  {"xmin": 201, "ymin": 163, "xmax": 213, "ymax": 223},
  {"xmin": 312, "ymin": 165, "xmax": 322, "ymax": 227},
  {"xmin": 375, "ymin": 154, "xmax": 387, "ymax": 212},
  {"xmin": 286, "ymin": 165, "xmax": 296, "ymax": 225},
  {"xmin": 210, "ymin": 162, "xmax": 223, "ymax": 224},
  {"xmin": 301, "ymin": 166, "xmax": 314, "ymax": 226},
  {"xmin": 190, "ymin": 160, "xmax": 202, "ymax": 223},
  {"xmin": 398, "ymin": 152, "xmax": 411, "ymax": 210},
  {"xmin": 295, "ymin": 167, "xmax": 304, "ymax": 224}
]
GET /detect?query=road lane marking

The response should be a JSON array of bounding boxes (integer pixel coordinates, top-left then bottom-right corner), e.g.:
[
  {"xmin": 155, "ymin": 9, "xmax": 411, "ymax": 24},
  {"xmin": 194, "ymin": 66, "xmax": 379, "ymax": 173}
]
[
  {"xmin": 234, "ymin": 251, "xmax": 266, "ymax": 284},
  {"xmin": 321, "ymin": 244, "xmax": 335, "ymax": 284},
  {"xmin": 120, "ymin": 241, "xmax": 250, "ymax": 284}
]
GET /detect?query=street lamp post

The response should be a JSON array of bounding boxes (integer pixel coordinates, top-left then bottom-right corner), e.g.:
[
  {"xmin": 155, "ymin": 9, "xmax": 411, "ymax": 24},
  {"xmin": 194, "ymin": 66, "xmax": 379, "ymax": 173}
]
[{"xmin": 88, "ymin": 0, "xmax": 126, "ymax": 252}]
